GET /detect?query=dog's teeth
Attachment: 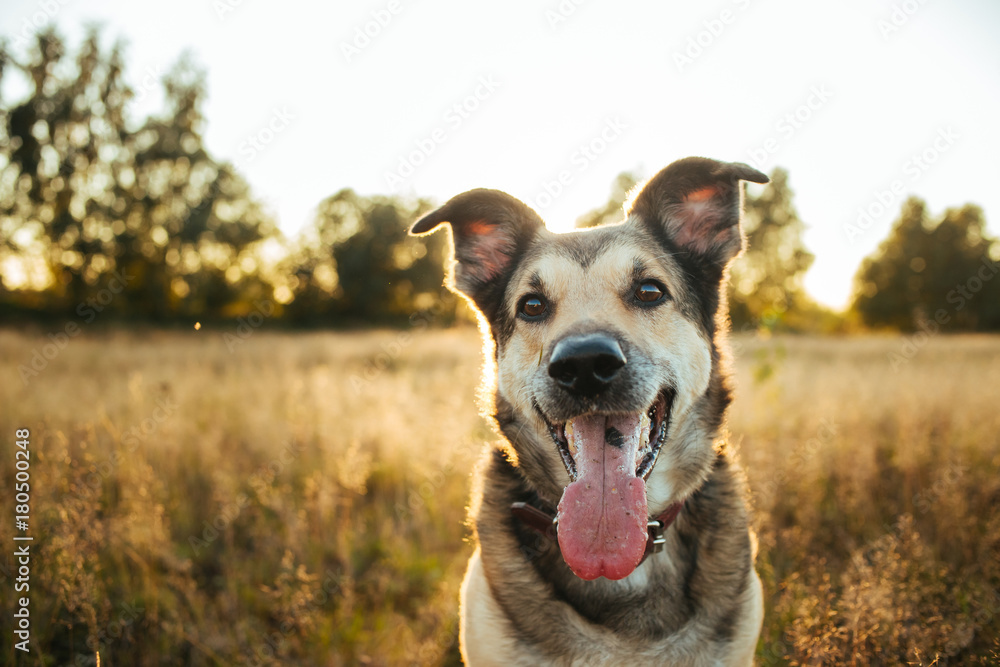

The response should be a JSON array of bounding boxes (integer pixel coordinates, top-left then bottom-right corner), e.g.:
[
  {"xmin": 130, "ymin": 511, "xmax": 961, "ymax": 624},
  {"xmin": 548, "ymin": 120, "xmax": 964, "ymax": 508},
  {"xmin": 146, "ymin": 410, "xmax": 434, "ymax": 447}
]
[{"xmin": 565, "ymin": 422, "xmax": 577, "ymax": 458}]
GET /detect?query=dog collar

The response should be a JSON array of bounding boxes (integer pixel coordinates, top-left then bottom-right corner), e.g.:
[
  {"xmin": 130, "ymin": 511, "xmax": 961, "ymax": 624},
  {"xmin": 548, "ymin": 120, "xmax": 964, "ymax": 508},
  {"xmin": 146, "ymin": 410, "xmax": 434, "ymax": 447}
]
[{"xmin": 510, "ymin": 500, "xmax": 684, "ymax": 566}]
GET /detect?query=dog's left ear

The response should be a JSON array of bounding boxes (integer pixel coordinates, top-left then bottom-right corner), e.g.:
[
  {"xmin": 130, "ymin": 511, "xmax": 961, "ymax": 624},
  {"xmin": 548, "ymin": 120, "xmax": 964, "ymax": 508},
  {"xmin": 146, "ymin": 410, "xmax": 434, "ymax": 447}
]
[
  {"xmin": 410, "ymin": 188, "xmax": 543, "ymax": 318},
  {"xmin": 627, "ymin": 157, "xmax": 768, "ymax": 269}
]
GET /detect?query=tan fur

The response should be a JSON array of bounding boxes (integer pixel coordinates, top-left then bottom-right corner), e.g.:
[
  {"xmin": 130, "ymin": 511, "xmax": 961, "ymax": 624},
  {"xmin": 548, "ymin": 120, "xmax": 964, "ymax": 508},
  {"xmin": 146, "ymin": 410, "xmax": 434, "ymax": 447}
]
[
  {"xmin": 459, "ymin": 553, "xmax": 763, "ymax": 666},
  {"xmin": 496, "ymin": 232, "xmax": 717, "ymax": 508},
  {"xmin": 411, "ymin": 157, "xmax": 768, "ymax": 666}
]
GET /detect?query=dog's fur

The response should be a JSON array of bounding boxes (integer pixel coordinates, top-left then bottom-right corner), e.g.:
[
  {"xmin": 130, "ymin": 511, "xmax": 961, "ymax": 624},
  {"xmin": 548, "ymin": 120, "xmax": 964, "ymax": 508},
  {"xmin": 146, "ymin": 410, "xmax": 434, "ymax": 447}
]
[{"xmin": 410, "ymin": 157, "xmax": 769, "ymax": 666}]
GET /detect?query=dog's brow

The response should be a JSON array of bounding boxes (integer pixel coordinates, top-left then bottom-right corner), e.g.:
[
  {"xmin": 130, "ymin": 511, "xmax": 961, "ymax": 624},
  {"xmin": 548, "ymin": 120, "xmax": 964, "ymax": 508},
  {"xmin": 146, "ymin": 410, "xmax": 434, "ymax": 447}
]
[
  {"xmin": 648, "ymin": 250, "xmax": 680, "ymax": 263},
  {"xmin": 631, "ymin": 258, "xmax": 648, "ymax": 284},
  {"xmin": 554, "ymin": 234, "xmax": 609, "ymax": 269},
  {"xmin": 650, "ymin": 251, "xmax": 687, "ymax": 276},
  {"xmin": 528, "ymin": 271, "xmax": 543, "ymax": 293}
]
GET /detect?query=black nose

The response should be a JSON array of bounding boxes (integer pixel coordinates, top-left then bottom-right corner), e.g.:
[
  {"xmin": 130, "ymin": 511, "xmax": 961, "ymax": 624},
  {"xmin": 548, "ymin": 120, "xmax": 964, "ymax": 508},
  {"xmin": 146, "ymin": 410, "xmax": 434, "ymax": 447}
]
[{"xmin": 548, "ymin": 334, "xmax": 627, "ymax": 397}]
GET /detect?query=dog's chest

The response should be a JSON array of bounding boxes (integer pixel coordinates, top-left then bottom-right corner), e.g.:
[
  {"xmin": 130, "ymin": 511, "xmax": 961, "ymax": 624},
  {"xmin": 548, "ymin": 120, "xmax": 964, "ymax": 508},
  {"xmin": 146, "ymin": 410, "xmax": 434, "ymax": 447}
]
[
  {"xmin": 466, "ymin": 452, "xmax": 761, "ymax": 663},
  {"xmin": 461, "ymin": 547, "xmax": 761, "ymax": 666}
]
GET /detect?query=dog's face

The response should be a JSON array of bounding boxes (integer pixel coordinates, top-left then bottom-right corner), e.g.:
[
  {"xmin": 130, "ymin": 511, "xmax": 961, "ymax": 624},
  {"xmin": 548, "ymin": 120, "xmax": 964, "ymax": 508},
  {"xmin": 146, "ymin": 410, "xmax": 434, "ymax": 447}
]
[{"xmin": 412, "ymin": 157, "xmax": 767, "ymax": 581}]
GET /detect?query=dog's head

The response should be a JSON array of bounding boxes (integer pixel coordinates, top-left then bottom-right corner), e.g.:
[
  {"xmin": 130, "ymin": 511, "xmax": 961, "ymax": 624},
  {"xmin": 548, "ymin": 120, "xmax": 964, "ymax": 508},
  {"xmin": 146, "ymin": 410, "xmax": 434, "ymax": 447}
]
[{"xmin": 411, "ymin": 157, "xmax": 767, "ymax": 581}]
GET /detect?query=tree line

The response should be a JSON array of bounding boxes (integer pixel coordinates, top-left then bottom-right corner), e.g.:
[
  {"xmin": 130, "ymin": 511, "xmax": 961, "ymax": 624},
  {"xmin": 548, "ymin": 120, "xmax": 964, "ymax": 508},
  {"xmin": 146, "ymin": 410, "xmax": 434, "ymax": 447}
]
[{"xmin": 1, "ymin": 28, "xmax": 997, "ymax": 332}]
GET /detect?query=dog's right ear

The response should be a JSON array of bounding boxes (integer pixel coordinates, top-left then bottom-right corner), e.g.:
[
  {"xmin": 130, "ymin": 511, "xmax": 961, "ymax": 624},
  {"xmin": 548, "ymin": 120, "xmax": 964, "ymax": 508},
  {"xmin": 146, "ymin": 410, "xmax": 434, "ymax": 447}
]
[{"xmin": 410, "ymin": 188, "xmax": 543, "ymax": 317}]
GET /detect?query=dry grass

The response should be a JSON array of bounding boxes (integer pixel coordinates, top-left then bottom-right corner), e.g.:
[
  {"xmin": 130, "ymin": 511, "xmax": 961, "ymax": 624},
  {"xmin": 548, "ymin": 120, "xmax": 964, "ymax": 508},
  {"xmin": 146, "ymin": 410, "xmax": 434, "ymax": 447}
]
[{"xmin": 1, "ymin": 326, "xmax": 998, "ymax": 665}]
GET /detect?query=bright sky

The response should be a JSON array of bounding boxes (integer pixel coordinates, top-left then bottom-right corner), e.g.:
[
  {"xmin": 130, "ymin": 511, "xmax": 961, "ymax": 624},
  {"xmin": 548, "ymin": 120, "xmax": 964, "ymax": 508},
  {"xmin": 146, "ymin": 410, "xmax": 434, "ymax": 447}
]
[{"xmin": 3, "ymin": 0, "xmax": 998, "ymax": 309}]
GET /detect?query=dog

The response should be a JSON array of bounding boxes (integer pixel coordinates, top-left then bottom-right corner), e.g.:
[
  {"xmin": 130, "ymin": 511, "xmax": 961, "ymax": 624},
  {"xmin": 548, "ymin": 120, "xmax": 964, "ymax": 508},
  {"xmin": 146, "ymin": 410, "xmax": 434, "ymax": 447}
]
[{"xmin": 410, "ymin": 157, "xmax": 769, "ymax": 666}]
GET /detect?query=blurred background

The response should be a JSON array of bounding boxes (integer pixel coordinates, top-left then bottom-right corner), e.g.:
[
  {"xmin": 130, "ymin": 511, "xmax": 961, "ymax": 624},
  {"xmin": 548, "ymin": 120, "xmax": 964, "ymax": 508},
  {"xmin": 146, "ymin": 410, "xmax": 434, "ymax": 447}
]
[{"xmin": 1, "ymin": 1, "xmax": 999, "ymax": 665}]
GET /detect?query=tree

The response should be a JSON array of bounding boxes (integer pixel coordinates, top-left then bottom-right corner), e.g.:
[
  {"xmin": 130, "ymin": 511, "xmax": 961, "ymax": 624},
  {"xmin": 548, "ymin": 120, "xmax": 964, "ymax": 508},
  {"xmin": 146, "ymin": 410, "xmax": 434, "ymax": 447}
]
[
  {"xmin": 284, "ymin": 189, "xmax": 457, "ymax": 325},
  {"xmin": 115, "ymin": 55, "xmax": 278, "ymax": 320},
  {"xmin": 728, "ymin": 168, "xmax": 815, "ymax": 330},
  {"xmin": 852, "ymin": 198, "xmax": 1000, "ymax": 331},
  {"xmin": 0, "ymin": 27, "xmax": 279, "ymax": 321},
  {"xmin": 575, "ymin": 171, "xmax": 640, "ymax": 229},
  {"xmin": 0, "ymin": 28, "xmax": 129, "ymax": 310}
]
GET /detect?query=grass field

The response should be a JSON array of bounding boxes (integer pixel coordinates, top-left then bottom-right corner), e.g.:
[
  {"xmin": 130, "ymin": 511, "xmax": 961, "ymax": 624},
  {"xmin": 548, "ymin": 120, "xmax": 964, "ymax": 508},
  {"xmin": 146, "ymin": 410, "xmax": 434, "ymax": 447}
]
[{"xmin": 2, "ymin": 326, "xmax": 999, "ymax": 666}]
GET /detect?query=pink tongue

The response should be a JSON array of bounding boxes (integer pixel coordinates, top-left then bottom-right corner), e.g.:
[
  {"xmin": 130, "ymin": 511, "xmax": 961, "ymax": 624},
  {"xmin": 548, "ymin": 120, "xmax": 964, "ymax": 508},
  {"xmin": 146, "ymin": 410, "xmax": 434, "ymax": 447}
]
[{"xmin": 556, "ymin": 413, "xmax": 648, "ymax": 580}]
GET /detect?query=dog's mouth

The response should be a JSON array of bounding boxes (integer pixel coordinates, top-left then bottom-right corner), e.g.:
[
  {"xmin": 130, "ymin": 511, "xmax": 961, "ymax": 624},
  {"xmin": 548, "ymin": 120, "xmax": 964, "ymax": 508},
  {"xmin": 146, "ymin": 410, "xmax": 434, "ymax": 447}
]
[
  {"xmin": 534, "ymin": 388, "xmax": 676, "ymax": 581},
  {"xmin": 540, "ymin": 388, "xmax": 675, "ymax": 482}
]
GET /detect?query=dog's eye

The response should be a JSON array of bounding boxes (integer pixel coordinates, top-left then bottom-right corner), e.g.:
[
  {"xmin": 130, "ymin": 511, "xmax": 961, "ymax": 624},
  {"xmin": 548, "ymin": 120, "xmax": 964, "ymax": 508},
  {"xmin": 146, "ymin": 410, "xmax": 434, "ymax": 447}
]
[
  {"xmin": 634, "ymin": 281, "xmax": 666, "ymax": 304},
  {"xmin": 518, "ymin": 295, "xmax": 548, "ymax": 319}
]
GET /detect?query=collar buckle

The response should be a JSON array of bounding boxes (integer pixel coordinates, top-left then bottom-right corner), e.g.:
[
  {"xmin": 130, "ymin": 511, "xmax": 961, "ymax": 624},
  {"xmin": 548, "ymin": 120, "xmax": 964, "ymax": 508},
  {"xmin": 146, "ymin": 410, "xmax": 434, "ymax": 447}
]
[{"xmin": 647, "ymin": 519, "xmax": 667, "ymax": 554}]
